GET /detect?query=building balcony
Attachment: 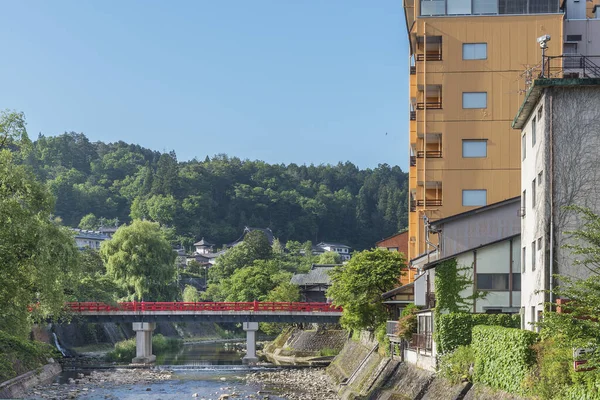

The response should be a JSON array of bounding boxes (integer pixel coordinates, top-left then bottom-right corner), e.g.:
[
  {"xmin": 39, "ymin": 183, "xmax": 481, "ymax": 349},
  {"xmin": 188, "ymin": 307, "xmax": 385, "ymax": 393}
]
[
  {"xmin": 416, "ymin": 199, "xmax": 442, "ymax": 207},
  {"xmin": 416, "ymin": 150, "xmax": 442, "ymax": 158},
  {"xmin": 420, "ymin": 0, "xmax": 559, "ymax": 17},
  {"xmin": 410, "ymin": 156, "xmax": 417, "ymax": 167},
  {"xmin": 410, "ymin": 65, "xmax": 416, "ymax": 75},
  {"xmin": 410, "ymin": 110, "xmax": 416, "ymax": 120},
  {"xmin": 415, "ymin": 53, "xmax": 442, "ymax": 61},
  {"xmin": 416, "ymin": 102, "xmax": 442, "ymax": 110},
  {"xmin": 410, "ymin": 200, "xmax": 417, "ymax": 212}
]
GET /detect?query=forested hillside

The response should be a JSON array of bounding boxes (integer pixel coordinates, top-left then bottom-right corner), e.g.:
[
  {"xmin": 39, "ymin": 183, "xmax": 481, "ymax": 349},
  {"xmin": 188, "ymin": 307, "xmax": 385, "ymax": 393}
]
[{"xmin": 23, "ymin": 132, "xmax": 408, "ymax": 249}]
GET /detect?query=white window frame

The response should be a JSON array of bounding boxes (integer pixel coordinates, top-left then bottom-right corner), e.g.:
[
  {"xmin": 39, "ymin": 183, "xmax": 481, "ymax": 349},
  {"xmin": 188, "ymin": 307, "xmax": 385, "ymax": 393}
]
[
  {"xmin": 462, "ymin": 140, "xmax": 487, "ymax": 158},
  {"xmin": 462, "ymin": 43, "xmax": 487, "ymax": 60},
  {"xmin": 463, "ymin": 92, "xmax": 487, "ymax": 109},
  {"xmin": 462, "ymin": 189, "xmax": 487, "ymax": 206}
]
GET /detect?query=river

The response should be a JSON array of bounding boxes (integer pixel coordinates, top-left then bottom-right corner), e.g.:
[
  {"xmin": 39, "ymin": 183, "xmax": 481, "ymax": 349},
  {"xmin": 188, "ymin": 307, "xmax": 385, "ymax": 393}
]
[{"xmin": 23, "ymin": 342, "xmax": 337, "ymax": 400}]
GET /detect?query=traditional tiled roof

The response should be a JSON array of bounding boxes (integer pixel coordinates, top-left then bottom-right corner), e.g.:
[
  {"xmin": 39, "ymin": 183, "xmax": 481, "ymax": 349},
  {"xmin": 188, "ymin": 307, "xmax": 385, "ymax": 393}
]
[
  {"xmin": 193, "ymin": 237, "xmax": 215, "ymax": 247},
  {"xmin": 290, "ymin": 265, "xmax": 336, "ymax": 286}
]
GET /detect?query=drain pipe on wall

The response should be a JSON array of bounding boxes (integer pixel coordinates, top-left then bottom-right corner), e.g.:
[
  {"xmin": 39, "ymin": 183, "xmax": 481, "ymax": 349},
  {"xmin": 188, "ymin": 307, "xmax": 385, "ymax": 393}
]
[{"xmin": 549, "ymin": 93, "xmax": 554, "ymax": 305}]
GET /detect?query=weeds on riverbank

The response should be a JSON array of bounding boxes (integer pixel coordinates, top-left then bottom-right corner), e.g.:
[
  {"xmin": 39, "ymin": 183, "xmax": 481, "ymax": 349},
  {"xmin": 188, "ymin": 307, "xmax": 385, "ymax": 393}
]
[
  {"xmin": 0, "ymin": 331, "xmax": 60, "ymax": 383},
  {"xmin": 105, "ymin": 334, "xmax": 182, "ymax": 362}
]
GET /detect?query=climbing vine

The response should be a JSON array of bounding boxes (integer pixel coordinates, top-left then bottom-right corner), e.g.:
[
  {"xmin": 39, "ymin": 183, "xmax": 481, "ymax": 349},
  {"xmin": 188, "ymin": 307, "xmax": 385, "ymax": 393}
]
[{"xmin": 434, "ymin": 258, "xmax": 485, "ymax": 315}]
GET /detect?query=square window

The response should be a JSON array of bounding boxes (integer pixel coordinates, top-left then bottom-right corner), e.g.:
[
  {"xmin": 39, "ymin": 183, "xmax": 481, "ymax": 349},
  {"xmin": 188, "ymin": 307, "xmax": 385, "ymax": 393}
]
[
  {"xmin": 462, "ymin": 189, "xmax": 487, "ymax": 206},
  {"xmin": 463, "ymin": 92, "xmax": 487, "ymax": 109},
  {"xmin": 462, "ymin": 140, "xmax": 487, "ymax": 157},
  {"xmin": 463, "ymin": 43, "xmax": 487, "ymax": 60}
]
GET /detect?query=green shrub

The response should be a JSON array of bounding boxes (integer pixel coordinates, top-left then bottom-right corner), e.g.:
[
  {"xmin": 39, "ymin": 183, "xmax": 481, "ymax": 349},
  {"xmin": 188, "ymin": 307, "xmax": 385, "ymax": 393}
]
[
  {"xmin": 472, "ymin": 325, "xmax": 538, "ymax": 395},
  {"xmin": 438, "ymin": 345, "xmax": 475, "ymax": 384},
  {"xmin": 436, "ymin": 312, "xmax": 520, "ymax": 354},
  {"xmin": 524, "ymin": 337, "xmax": 574, "ymax": 399},
  {"xmin": 105, "ymin": 334, "xmax": 182, "ymax": 362},
  {"xmin": 0, "ymin": 331, "xmax": 59, "ymax": 383},
  {"xmin": 396, "ymin": 304, "xmax": 418, "ymax": 340}
]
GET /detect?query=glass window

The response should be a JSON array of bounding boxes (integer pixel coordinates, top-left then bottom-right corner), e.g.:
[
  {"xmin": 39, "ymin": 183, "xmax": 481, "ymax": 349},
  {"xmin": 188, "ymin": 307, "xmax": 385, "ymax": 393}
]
[
  {"xmin": 473, "ymin": 0, "xmax": 498, "ymax": 13},
  {"xmin": 522, "ymin": 190, "xmax": 526, "ymax": 210},
  {"xmin": 513, "ymin": 273, "xmax": 521, "ymax": 291},
  {"xmin": 522, "ymin": 133, "xmax": 527, "ymax": 160},
  {"xmin": 388, "ymin": 247, "xmax": 399, "ymax": 252},
  {"xmin": 462, "ymin": 140, "xmax": 487, "ymax": 157},
  {"xmin": 448, "ymin": 0, "xmax": 472, "ymax": 14},
  {"xmin": 537, "ymin": 105, "xmax": 543, "ymax": 120},
  {"xmin": 462, "ymin": 189, "xmax": 487, "ymax": 206},
  {"xmin": 538, "ymin": 171, "xmax": 543, "ymax": 185},
  {"xmin": 532, "ymin": 178, "xmax": 536, "ymax": 205},
  {"xmin": 538, "ymin": 237, "xmax": 542, "ymax": 250},
  {"xmin": 532, "ymin": 241, "xmax": 536, "ymax": 271},
  {"xmin": 522, "ymin": 247, "xmax": 526, "ymax": 273},
  {"xmin": 477, "ymin": 273, "xmax": 509, "ymax": 290},
  {"xmin": 532, "ymin": 116, "xmax": 536, "ymax": 146},
  {"xmin": 463, "ymin": 43, "xmax": 487, "ymax": 60},
  {"xmin": 463, "ymin": 92, "xmax": 487, "ymax": 109}
]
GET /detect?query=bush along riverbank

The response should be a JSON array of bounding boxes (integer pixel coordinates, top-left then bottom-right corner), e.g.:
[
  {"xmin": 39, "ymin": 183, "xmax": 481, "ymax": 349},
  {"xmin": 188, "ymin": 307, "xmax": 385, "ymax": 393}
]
[
  {"xmin": 0, "ymin": 331, "xmax": 60, "ymax": 383},
  {"xmin": 105, "ymin": 334, "xmax": 182, "ymax": 363}
]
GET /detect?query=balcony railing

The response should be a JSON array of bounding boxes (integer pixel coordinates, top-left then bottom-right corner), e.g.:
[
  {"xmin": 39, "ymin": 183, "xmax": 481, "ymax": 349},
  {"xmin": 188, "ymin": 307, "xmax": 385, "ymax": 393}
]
[
  {"xmin": 410, "ymin": 156, "xmax": 417, "ymax": 166},
  {"xmin": 409, "ymin": 333, "xmax": 433, "ymax": 351},
  {"xmin": 416, "ymin": 150, "xmax": 442, "ymax": 158},
  {"xmin": 410, "ymin": 65, "xmax": 416, "ymax": 75},
  {"xmin": 410, "ymin": 200, "xmax": 416, "ymax": 212},
  {"xmin": 541, "ymin": 55, "xmax": 600, "ymax": 79},
  {"xmin": 410, "ymin": 111, "xmax": 416, "ymax": 120},
  {"xmin": 416, "ymin": 53, "xmax": 442, "ymax": 61},
  {"xmin": 416, "ymin": 102, "xmax": 442, "ymax": 110},
  {"xmin": 420, "ymin": 0, "xmax": 559, "ymax": 17},
  {"xmin": 416, "ymin": 199, "xmax": 443, "ymax": 207}
]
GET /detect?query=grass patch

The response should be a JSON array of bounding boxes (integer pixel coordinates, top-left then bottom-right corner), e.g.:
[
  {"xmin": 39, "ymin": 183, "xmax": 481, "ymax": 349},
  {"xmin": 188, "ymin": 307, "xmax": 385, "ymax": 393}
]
[
  {"xmin": 105, "ymin": 334, "xmax": 182, "ymax": 362},
  {"xmin": 319, "ymin": 348, "xmax": 340, "ymax": 357}
]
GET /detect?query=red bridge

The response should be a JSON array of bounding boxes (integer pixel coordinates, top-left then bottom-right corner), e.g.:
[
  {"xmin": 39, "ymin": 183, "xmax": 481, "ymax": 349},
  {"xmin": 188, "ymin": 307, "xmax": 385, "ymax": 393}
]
[{"xmin": 64, "ymin": 301, "xmax": 343, "ymax": 364}]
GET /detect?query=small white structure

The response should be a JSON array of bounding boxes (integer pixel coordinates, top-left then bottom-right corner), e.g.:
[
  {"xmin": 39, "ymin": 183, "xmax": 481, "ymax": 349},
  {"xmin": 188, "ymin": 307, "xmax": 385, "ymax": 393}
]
[{"xmin": 312, "ymin": 242, "xmax": 352, "ymax": 261}]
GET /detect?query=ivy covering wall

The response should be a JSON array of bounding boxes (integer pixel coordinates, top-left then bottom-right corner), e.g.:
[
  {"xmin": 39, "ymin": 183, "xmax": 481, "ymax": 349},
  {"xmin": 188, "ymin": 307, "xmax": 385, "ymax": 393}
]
[
  {"xmin": 436, "ymin": 313, "xmax": 520, "ymax": 354},
  {"xmin": 472, "ymin": 325, "xmax": 539, "ymax": 394}
]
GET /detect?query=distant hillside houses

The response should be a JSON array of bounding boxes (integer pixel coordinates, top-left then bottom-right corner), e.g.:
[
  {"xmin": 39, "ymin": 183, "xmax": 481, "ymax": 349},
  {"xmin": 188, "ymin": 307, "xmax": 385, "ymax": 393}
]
[
  {"xmin": 185, "ymin": 227, "xmax": 352, "ymax": 267},
  {"xmin": 186, "ymin": 227, "xmax": 276, "ymax": 267},
  {"xmin": 71, "ymin": 229, "xmax": 110, "ymax": 250},
  {"xmin": 311, "ymin": 242, "xmax": 352, "ymax": 261}
]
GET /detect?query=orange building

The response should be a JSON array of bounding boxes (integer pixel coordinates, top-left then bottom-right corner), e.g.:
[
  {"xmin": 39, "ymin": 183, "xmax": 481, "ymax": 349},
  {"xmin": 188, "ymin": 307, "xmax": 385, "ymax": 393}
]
[
  {"xmin": 403, "ymin": 0, "xmax": 564, "ymax": 261},
  {"xmin": 376, "ymin": 231, "xmax": 417, "ymax": 285}
]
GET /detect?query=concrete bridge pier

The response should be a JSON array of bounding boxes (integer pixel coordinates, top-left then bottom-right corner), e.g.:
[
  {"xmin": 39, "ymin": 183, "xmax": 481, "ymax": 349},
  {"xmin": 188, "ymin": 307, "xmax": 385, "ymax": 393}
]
[
  {"xmin": 242, "ymin": 322, "xmax": 259, "ymax": 364},
  {"xmin": 132, "ymin": 322, "xmax": 156, "ymax": 364}
]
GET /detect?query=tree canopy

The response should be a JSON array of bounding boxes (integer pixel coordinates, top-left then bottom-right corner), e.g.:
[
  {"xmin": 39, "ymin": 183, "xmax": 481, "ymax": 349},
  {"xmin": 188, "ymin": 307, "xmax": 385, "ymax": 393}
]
[
  {"xmin": 22, "ymin": 132, "xmax": 408, "ymax": 249},
  {"xmin": 100, "ymin": 220, "xmax": 177, "ymax": 301},
  {"xmin": 327, "ymin": 248, "xmax": 406, "ymax": 331},
  {"xmin": 0, "ymin": 111, "xmax": 80, "ymax": 337}
]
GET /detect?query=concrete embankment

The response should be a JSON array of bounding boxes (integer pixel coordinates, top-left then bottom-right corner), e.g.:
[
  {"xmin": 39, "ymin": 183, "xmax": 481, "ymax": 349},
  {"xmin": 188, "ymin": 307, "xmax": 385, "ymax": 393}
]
[
  {"xmin": 326, "ymin": 333, "xmax": 522, "ymax": 400},
  {"xmin": 263, "ymin": 327, "xmax": 347, "ymax": 365},
  {"xmin": 0, "ymin": 361, "xmax": 62, "ymax": 399}
]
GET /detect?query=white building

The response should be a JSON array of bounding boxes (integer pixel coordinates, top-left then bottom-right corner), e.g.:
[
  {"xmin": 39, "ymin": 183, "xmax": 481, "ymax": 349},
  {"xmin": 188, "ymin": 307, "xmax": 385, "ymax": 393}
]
[
  {"xmin": 313, "ymin": 242, "xmax": 352, "ymax": 261},
  {"xmin": 72, "ymin": 229, "xmax": 110, "ymax": 250},
  {"xmin": 513, "ymin": 77, "xmax": 600, "ymax": 331}
]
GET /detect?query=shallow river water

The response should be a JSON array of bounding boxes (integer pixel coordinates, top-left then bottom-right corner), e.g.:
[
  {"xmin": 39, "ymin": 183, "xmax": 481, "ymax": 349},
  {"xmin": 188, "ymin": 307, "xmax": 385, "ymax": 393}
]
[{"xmin": 23, "ymin": 342, "xmax": 335, "ymax": 400}]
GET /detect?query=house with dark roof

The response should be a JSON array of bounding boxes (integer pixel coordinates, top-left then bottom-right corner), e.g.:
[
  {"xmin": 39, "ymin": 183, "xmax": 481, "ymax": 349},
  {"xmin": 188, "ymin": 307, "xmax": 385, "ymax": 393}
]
[{"xmin": 290, "ymin": 264, "xmax": 338, "ymax": 302}]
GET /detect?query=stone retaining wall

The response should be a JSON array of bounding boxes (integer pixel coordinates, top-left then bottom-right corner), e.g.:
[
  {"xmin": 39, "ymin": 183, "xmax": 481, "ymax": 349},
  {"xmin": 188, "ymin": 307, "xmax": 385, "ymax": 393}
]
[{"xmin": 0, "ymin": 361, "xmax": 62, "ymax": 399}]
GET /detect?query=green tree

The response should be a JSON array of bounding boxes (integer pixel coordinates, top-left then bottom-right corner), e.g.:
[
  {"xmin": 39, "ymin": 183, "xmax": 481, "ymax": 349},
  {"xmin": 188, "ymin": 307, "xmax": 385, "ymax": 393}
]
[
  {"xmin": 79, "ymin": 248, "xmax": 106, "ymax": 275},
  {"xmin": 79, "ymin": 213, "xmax": 99, "ymax": 230},
  {"xmin": 244, "ymin": 230, "xmax": 273, "ymax": 260},
  {"xmin": 219, "ymin": 260, "xmax": 292, "ymax": 302},
  {"xmin": 182, "ymin": 285, "xmax": 201, "ymax": 302},
  {"xmin": 327, "ymin": 248, "xmax": 405, "ymax": 331},
  {"xmin": 100, "ymin": 220, "xmax": 177, "ymax": 301},
  {"xmin": 0, "ymin": 111, "xmax": 79, "ymax": 337},
  {"xmin": 318, "ymin": 251, "xmax": 342, "ymax": 264}
]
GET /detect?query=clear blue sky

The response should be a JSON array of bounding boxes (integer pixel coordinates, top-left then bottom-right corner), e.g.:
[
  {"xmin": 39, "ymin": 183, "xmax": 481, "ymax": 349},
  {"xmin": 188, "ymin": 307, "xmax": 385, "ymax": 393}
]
[{"xmin": 0, "ymin": 1, "xmax": 409, "ymax": 169}]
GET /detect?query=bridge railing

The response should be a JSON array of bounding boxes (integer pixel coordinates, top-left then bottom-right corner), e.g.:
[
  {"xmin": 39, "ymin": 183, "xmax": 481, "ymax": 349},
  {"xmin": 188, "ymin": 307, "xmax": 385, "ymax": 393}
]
[{"xmin": 65, "ymin": 301, "xmax": 343, "ymax": 313}]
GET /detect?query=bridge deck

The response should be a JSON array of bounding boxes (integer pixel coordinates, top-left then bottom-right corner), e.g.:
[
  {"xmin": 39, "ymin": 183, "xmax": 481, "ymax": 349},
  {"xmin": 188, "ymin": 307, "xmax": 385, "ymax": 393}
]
[{"xmin": 65, "ymin": 302, "xmax": 343, "ymax": 323}]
